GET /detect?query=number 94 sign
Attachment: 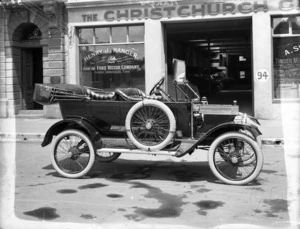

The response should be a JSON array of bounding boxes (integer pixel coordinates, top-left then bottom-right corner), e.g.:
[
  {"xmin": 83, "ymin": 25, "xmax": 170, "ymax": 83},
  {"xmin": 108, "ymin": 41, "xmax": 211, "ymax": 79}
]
[{"xmin": 256, "ymin": 69, "xmax": 270, "ymax": 82}]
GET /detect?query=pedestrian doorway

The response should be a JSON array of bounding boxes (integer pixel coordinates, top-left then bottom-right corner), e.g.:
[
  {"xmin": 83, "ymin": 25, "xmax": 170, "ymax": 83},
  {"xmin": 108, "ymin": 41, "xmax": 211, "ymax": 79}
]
[
  {"xmin": 165, "ymin": 18, "xmax": 253, "ymax": 115},
  {"xmin": 21, "ymin": 48, "xmax": 43, "ymax": 110}
]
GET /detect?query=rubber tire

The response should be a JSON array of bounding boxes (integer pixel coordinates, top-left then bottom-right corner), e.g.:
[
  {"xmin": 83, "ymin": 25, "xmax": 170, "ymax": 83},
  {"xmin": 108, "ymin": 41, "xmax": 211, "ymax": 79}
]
[
  {"xmin": 50, "ymin": 129, "xmax": 95, "ymax": 178},
  {"xmin": 208, "ymin": 132, "xmax": 263, "ymax": 185},
  {"xmin": 125, "ymin": 99, "xmax": 176, "ymax": 151},
  {"xmin": 239, "ymin": 128, "xmax": 262, "ymax": 148},
  {"xmin": 238, "ymin": 129, "xmax": 262, "ymax": 165},
  {"xmin": 96, "ymin": 152, "xmax": 121, "ymax": 162}
]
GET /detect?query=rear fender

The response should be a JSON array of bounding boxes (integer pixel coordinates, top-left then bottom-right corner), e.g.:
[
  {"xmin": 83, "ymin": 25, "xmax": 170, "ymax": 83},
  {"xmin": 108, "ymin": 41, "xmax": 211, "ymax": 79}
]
[
  {"xmin": 198, "ymin": 122, "xmax": 262, "ymax": 145},
  {"xmin": 41, "ymin": 118, "xmax": 101, "ymax": 147}
]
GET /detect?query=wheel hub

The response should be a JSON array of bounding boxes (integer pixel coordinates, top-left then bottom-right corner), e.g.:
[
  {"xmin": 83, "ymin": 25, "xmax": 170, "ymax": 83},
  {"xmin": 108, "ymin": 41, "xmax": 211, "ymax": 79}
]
[
  {"xmin": 69, "ymin": 146, "xmax": 81, "ymax": 160},
  {"xmin": 231, "ymin": 156, "xmax": 238, "ymax": 164},
  {"xmin": 229, "ymin": 141, "xmax": 244, "ymax": 164},
  {"xmin": 145, "ymin": 120, "xmax": 154, "ymax": 130}
]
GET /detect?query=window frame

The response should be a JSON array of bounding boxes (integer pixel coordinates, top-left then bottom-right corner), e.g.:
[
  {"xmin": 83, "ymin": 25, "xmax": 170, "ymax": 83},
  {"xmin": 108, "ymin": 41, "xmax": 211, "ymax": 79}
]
[{"xmin": 78, "ymin": 24, "xmax": 144, "ymax": 47}]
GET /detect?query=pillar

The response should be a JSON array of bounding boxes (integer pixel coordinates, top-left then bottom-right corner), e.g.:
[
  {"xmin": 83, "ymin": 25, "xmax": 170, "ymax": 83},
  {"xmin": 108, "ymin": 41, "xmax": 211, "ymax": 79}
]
[
  {"xmin": 252, "ymin": 13, "xmax": 273, "ymax": 119},
  {"xmin": 144, "ymin": 20, "xmax": 165, "ymax": 94},
  {"xmin": 43, "ymin": 0, "xmax": 66, "ymax": 118}
]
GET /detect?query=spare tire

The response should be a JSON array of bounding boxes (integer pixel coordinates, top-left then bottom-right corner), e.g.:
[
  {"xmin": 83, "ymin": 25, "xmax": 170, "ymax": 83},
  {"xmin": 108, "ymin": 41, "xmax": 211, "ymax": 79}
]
[{"xmin": 125, "ymin": 100, "xmax": 176, "ymax": 151}]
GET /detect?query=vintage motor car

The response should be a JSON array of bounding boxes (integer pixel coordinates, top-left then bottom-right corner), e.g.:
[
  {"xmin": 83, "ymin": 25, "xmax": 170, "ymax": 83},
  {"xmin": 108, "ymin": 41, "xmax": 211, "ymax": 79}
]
[{"xmin": 33, "ymin": 65, "xmax": 263, "ymax": 185}]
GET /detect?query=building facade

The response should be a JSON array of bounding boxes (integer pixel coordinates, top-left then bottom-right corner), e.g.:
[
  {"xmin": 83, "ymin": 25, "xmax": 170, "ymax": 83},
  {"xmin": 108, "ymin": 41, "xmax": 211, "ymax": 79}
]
[{"xmin": 0, "ymin": 0, "xmax": 299, "ymax": 119}]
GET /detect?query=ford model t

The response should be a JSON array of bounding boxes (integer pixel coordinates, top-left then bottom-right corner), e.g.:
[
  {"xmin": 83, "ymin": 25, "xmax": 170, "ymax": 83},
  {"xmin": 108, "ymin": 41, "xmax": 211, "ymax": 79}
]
[{"xmin": 34, "ymin": 61, "xmax": 263, "ymax": 185}]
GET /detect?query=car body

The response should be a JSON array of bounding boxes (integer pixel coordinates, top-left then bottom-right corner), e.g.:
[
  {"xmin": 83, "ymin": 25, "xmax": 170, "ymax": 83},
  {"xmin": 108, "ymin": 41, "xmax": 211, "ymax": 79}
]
[{"xmin": 34, "ymin": 76, "xmax": 263, "ymax": 185}]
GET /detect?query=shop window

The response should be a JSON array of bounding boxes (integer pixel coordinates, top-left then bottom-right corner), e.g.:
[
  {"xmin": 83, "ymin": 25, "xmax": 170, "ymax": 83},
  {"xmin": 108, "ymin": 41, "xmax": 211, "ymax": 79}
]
[
  {"xmin": 273, "ymin": 18, "xmax": 289, "ymax": 34},
  {"xmin": 291, "ymin": 17, "xmax": 300, "ymax": 34},
  {"xmin": 272, "ymin": 16, "xmax": 300, "ymax": 100},
  {"xmin": 129, "ymin": 25, "xmax": 144, "ymax": 42},
  {"xmin": 112, "ymin": 26, "xmax": 127, "ymax": 43},
  {"xmin": 78, "ymin": 28, "xmax": 93, "ymax": 44},
  {"xmin": 95, "ymin": 27, "xmax": 110, "ymax": 44},
  {"xmin": 78, "ymin": 25, "xmax": 145, "ymax": 91}
]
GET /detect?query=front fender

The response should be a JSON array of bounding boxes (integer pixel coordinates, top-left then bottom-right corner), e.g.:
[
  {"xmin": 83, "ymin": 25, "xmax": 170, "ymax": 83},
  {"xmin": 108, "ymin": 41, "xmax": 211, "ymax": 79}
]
[
  {"xmin": 198, "ymin": 122, "xmax": 262, "ymax": 145},
  {"xmin": 41, "ymin": 118, "xmax": 101, "ymax": 147}
]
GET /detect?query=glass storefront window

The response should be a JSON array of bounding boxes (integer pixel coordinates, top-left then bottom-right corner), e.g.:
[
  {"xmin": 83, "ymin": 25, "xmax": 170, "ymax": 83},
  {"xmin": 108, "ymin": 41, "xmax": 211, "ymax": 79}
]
[
  {"xmin": 129, "ymin": 25, "xmax": 144, "ymax": 42},
  {"xmin": 78, "ymin": 25, "xmax": 145, "ymax": 91},
  {"xmin": 78, "ymin": 28, "xmax": 93, "ymax": 44},
  {"xmin": 273, "ymin": 17, "xmax": 289, "ymax": 34},
  {"xmin": 273, "ymin": 16, "xmax": 300, "ymax": 100},
  {"xmin": 291, "ymin": 16, "xmax": 300, "ymax": 34},
  {"xmin": 95, "ymin": 27, "xmax": 110, "ymax": 44},
  {"xmin": 112, "ymin": 26, "xmax": 127, "ymax": 43},
  {"xmin": 273, "ymin": 16, "xmax": 300, "ymax": 35}
]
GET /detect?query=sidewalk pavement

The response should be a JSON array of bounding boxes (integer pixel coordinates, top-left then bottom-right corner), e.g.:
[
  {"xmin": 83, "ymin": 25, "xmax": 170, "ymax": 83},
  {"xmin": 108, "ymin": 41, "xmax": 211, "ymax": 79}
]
[{"xmin": 0, "ymin": 118, "xmax": 298, "ymax": 145}]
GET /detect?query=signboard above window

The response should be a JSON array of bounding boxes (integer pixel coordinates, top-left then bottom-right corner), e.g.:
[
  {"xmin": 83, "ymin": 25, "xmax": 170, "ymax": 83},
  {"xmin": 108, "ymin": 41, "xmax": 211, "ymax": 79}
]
[{"xmin": 68, "ymin": 0, "xmax": 300, "ymax": 23}]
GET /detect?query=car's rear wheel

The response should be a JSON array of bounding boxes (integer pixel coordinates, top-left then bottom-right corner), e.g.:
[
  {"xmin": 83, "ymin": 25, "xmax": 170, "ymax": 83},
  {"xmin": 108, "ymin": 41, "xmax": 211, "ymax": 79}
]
[
  {"xmin": 50, "ymin": 129, "xmax": 95, "ymax": 178},
  {"xmin": 238, "ymin": 129, "xmax": 262, "ymax": 165},
  {"xmin": 125, "ymin": 100, "xmax": 176, "ymax": 151},
  {"xmin": 208, "ymin": 132, "xmax": 263, "ymax": 185},
  {"xmin": 239, "ymin": 128, "xmax": 262, "ymax": 148}
]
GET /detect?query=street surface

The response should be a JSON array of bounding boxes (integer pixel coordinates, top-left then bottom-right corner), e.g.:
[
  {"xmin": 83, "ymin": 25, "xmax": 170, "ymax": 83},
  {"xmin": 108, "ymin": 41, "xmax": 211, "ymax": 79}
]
[{"xmin": 1, "ymin": 140, "xmax": 299, "ymax": 229}]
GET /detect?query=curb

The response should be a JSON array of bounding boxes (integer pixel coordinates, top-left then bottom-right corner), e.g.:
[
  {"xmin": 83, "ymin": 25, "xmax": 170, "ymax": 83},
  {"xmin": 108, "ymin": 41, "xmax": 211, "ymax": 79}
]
[
  {"xmin": 261, "ymin": 138, "xmax": 284, "ymax": 146},
  {"xmin": 0, "ymin": 133, "xmax": 287, "ymax": 146},
  {"xmin": 0, "ymin": 133, "xmax": 45, "ymax": 142}
]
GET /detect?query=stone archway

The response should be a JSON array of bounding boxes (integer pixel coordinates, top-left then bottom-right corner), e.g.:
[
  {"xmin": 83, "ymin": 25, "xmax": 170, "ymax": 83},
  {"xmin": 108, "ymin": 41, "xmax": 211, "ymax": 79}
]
[
  {"xmin": 3, "ymin": 7, "xmax": 50, "ymax": 115},
  {"xmin": 13, "ymin": 23, "xmax": 44, "ymax": 110}
]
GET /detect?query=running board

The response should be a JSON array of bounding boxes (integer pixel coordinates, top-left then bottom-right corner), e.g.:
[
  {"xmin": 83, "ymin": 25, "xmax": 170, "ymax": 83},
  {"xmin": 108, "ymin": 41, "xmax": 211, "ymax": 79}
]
[{"xmin": 97, "ymin": 148, "xmax": 178, "ymax": 156}]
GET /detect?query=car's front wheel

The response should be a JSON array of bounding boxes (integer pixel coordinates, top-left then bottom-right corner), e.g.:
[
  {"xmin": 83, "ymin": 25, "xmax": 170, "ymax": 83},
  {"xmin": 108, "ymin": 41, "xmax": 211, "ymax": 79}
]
[
  {"xmin": 50, "ymin": 129, "xmax": 95, "ymax": 178},
  {"xmin": 208, "ymin": 132, "xmax": 263, "ymax": 185}
]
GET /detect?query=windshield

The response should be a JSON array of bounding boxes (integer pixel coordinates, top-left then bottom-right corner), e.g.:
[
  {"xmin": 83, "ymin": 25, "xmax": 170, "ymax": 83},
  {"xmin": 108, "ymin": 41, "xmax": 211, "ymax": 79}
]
[
  {"xmin": 171, "ymin": 58, "xmax": 200, "ymax": 101},
  {"xmin": 173, "ymin": 82, "xmax": 200, "ymax": 101}
]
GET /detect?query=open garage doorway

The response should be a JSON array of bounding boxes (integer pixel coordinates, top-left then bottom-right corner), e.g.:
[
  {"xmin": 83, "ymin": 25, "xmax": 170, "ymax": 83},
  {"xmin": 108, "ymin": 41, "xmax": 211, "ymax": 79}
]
[{"xmin": 165, "ymin": 18, "xmax": 253, "ymax": 115}]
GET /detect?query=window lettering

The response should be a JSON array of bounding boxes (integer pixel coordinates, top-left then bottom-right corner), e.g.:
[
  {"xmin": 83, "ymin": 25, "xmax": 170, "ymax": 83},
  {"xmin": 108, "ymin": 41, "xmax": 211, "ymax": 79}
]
[{"xmin": 78, "ymin": 25, "xmax": 145, "ymax": 91}]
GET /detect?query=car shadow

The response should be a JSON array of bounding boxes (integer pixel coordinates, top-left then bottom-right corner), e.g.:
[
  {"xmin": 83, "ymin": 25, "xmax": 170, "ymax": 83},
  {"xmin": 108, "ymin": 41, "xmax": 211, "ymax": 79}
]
[
  {"xmin": 92, "ymin": 158, "xmax": 216, "ymax": 183},
  {"xmin": 42, "ymin": 157, "xmax": 217, "ymax": 182},
  {"xmin": 42, "ymin": 157, "xmax": 263, "ymax": 186}
]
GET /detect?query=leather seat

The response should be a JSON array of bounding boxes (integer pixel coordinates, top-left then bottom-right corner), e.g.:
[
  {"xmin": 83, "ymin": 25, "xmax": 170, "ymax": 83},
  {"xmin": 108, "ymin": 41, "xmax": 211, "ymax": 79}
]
[
  {"xmin": 85, "ymin": 88, "xmax": 115, "ymax": 100},
  {"xmin": 85, "ymin": 87, "xmax": 162, "ymax": 101},
  {"xmin": 115, "ymin": 88, "xmax": 162, "ymax": 101}
]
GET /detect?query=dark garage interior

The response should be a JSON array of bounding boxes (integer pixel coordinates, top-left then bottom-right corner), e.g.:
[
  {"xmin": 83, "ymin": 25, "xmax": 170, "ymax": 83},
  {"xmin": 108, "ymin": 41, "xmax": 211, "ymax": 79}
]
[{"xmin": 165, "ymin": 18, "xmax": 253, "ymax": 115}]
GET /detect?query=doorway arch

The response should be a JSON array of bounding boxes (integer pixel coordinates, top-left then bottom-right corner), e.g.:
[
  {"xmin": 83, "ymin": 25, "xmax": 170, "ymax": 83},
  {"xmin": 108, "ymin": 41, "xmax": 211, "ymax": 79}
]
[{"xmin": 12, "ymin": 22, "xmax": 44, "ymax": 110}]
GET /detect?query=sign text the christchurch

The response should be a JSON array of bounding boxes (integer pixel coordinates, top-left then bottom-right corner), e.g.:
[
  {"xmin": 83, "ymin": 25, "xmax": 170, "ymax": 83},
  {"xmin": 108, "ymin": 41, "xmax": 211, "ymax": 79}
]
[{"xmin": 80, "ymin": 0, "xmax": 300, "ymax": 22}]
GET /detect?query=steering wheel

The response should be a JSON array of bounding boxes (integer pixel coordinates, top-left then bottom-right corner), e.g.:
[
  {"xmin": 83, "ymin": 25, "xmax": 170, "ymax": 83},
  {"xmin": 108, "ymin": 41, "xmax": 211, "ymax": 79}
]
[{"xmin": 149, "ymin": 77, "xmax": 165, "ymax": 96}]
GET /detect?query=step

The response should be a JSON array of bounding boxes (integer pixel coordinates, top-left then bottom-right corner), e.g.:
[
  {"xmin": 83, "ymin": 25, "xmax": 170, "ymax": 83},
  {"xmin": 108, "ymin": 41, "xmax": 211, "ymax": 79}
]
[{"xmin": 16, "ymin": 110, "xmax": 44, "ymax": 119}]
